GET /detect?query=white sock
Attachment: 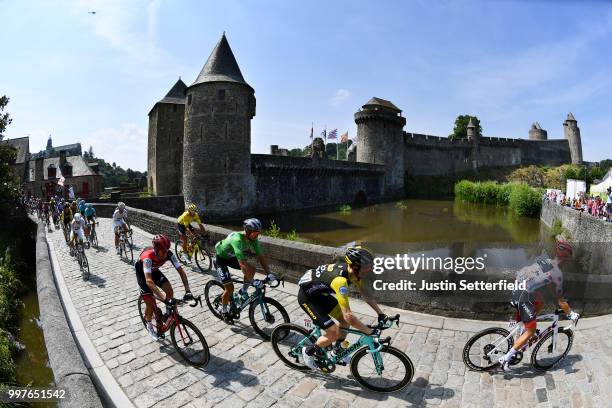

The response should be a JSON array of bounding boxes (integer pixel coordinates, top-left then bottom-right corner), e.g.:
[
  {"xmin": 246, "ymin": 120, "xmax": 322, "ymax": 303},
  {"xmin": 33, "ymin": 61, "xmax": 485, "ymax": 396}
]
[{"xmin": 503, "ymin": 348, "xmax": 517, "ymax": 362}]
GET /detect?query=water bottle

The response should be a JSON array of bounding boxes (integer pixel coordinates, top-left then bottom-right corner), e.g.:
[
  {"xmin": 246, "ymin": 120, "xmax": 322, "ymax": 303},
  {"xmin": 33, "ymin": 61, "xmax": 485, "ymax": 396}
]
[{"xmin": 330, "ymin": 340, "xmax": 350, "ymax": 364}]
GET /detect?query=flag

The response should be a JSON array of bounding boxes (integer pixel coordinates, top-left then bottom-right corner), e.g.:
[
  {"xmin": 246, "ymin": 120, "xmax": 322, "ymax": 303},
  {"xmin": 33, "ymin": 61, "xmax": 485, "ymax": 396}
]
[
  {"xmin": 340, "ymin": 131, "xmax": 349, "ymax": 143},
  {"xmin": 328, "ymin": 129, "xmax": 338, "ymax": 139},
  {"xmin": 309, "ymin": 123, "xmax": 313, "ymax": 139},
  {"xmin": 321, "ymin": 129, "xmax": 327, "ymax": 138},
  {"xmin": 58, "ymin": 176, "xmax": 65, "ymax": 187}
]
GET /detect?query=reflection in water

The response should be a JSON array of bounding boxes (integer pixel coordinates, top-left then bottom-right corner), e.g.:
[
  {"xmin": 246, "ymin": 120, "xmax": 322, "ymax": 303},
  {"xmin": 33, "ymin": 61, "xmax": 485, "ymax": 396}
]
[{"xmin": 237, "ymin": 199, "xmax": 544, "ymax": 247}]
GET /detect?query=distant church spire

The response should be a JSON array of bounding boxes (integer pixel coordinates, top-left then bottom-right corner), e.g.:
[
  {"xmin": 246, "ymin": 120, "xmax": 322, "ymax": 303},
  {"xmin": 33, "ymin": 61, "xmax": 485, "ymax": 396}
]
[
  {"xmin": 191, "ymin": 33, "xmax": 249, "ymax": 87},
  {"xmin": 46, "ymin": 135, "xmax": 52, "ymax": 150}
]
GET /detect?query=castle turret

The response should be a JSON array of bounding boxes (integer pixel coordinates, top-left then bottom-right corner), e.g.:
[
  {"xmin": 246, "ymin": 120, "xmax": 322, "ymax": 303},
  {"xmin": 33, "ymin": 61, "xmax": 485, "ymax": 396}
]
[
  {"xmin": 528, "ymin": 122, "xmax": 548, "ymax": 141},
  {"xmin": 183, "ymin": 33, "xmax": 256, "ymax": 219},
  {"xmin": 147, "ymin": 77, "xmax": 187, "ymax": 195},
  {"xmin": 466, "ymin": 117, "xmax": 478, "ymax": 142},
  {"xmin": 467, "ymin": 117, "xmax": 480, "ymax": 170},
  {"xmin": 563, "ymin": 112, "xmax": 583, "ymax": 164},
  {"xmin": 355, "ymin": 97, "xmax": 406, "ymax": 197}
]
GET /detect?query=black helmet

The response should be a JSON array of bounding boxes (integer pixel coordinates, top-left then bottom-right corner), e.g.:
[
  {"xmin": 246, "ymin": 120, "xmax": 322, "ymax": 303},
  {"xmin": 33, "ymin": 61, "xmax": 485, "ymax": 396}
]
[
  {"xmin": 345, "ymin": 246, "xmax": 374, "ymax": 268},
  {"xmin": 243, "ymin": 218, "xmax": 263, "ymax": 232}
]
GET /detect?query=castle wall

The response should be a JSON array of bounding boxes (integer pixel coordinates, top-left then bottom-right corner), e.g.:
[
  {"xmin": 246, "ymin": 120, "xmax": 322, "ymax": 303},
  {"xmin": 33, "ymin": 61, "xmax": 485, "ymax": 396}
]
[
  {"xmin": 403, "ymin": 132, "xmax": 572, "ymax": 176},
  {"xmin": 149, "ymin": 103, "xmax": 184, "ymax": 196},
  {"xmin": 250, "ymin": 154, "xmax": 385, "ymax": 214}
]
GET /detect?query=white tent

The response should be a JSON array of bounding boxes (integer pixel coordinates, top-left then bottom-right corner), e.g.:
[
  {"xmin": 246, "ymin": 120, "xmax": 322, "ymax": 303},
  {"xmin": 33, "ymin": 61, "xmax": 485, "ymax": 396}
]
[
  {"xmin": 566, "ymin": 179, "xmax": 586, "ymax": 200},
  {"xmin": 591, "ymin": 169, "xmax": 612, "ymax": 194}
]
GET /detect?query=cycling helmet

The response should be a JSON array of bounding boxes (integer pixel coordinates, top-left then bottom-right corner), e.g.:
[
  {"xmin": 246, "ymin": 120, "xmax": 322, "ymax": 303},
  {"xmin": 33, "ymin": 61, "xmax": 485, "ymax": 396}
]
[
  {"xmin": 243, "ymin": 218, "xmax": 263, "ymax": 232},
  {"xmin": 556, "ymin": 240, "xmax": 573, "ymax": 259},
  {"xmin": 118, "ymin": 202, "xmax": 126, "ymax": 210},
  {"xmin": 345, "ymin": 246, "xmax": 374, "ymax": 268},
  {"xmin": 74, "ymin": 213, "xmax": 81, "ymax": 222},
  {"xmin": 152, "ymin": 234, "xmax": 171, "ymax": 251},
  {"xmin": 71, "ymin": 200, "xmax": 77, "ymax": 206},
  {"xmin": 188, "ymin": 203, "xmax": 198, "ymax": 213},
  {"xmin": 86, "ymin": 203, "xmax": 93, "ymax": 209}
]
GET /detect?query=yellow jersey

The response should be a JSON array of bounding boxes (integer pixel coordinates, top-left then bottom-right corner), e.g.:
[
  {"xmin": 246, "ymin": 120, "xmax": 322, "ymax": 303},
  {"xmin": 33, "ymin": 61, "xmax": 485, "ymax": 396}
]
[{"xmin": 177, "ymin": 211, "xmax": 202, "ymax": 228}]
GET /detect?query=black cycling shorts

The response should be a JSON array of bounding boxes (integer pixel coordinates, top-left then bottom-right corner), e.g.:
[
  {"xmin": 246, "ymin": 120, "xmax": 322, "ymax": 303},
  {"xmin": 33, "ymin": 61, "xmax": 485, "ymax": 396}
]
[
  {"xmin": 85, "ymin": 214, "xmax": 95, "ymax": 222},
  {"xmin": 512, "ymin": 290, "xmax": 542, "ymax": 326},
  {"xmin": 214, "ymin": 255, "xmax": 240, "ymax": 284},
  {"xmin": 177, "ymin": 223, "xmax": 195, "ymax": 236},
  {"xmin": 135, "ymin": 261, "xmax": 169, "ymax": 295},
  {"xmin": 297, "ymin": 288, "xmax": 341, "ymax": 329}
]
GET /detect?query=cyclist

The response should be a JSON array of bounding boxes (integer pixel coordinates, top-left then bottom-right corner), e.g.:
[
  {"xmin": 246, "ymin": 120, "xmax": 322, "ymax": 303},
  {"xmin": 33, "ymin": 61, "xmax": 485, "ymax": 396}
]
[
  {"xmin": 214, "ymin": 218, "xmax": 271, "ymax": 321},
  {"xmin": 60, "ymin": 205, "xmax": 73, "ymax": 242},
  {"xmin": 113, "ymin": 202, "xmax": 129, "ymax": 255},
  {"xmin": 135, "ymin": 234, "xmax": 193, "ymax": 339},
  {"xmin": 498, "ymin": 240, "xmax": 580, "ymax": 371},
  {"xmin": 84, "ymin": 203, "xmax": 97, "ymax": 238},
  {"xmin": 41, "ymin": 201, "xmax": 51, "ymax": 226},
  {"xmin": 78, "ymin": 199, "xmax": 87, "ymax": 216},
  {"xmin": 177, "ymin": 203, "xmax": 207, "ymax": 264},
  {"xmin": 69, "ymin": 200, "xmax": 78, "ymax": 215},
  {"xmin": 69, "ymin": 213, "xmax": 87, "ymax": 253},
  {"xmin": 297, "ymin": 246, "xmax": 388, "ymax": 370}
]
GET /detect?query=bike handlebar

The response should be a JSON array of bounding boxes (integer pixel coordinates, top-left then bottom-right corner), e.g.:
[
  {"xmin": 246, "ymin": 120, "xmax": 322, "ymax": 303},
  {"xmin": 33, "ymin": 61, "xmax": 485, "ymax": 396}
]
[
  {"xmin": 367, "ymin": 314, "xmax": 400, "ymax": 330},
  {"xmin": 166, "ymin": 295, "xmax": 203, "ymax": 308}
]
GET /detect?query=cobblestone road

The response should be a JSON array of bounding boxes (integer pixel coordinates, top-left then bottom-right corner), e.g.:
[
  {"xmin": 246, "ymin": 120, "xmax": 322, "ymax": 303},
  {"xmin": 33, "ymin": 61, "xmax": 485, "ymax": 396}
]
[{"xmin": 46, "ymin": 219, "xmax": 612, "ymax": 407}]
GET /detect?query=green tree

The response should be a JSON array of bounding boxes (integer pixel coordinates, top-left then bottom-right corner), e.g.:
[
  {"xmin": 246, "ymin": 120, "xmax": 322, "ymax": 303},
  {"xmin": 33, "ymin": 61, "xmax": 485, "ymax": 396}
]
[
  {"xmin": 288, "ymin": 148, "xmax": 304, "ymax": 157},
  {"xmin": 0, "ymin": 96, "xmax": 20, "ymax": 207},
  {"xmin": 449, "ymin": 115, "xmax": 482, "ymax": 140}
]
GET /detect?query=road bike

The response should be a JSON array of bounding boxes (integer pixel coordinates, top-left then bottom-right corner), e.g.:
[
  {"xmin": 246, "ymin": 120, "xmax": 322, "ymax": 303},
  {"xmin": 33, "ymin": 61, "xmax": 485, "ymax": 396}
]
[
  {"xmin": 117, "ymin": 227, "xmax": 133, "ymax": 264},
  {"xmin": 271, "ymin": 314, "xmax": 414, "ymax": 393},
  {"xmin": 87, "ymin": 219, "xmax": 99, "ymax": 249},
  {"xmin": 137, "ymin": 293, "xmax": 209, "ymax": 367},
  {"xmin": 463, "ymin": 307, "xmax": 576, "ymax": 372},
  {"xmin": 204, "ymin": 274, "xmax": 290, "ymax": 340},
  {"xmin": 72, "ymin": 241, "xmax": 90, "ymax": 280},
  {"xmin": 175, "ymin": 232, "xmax": 212, "ymax": 273}
]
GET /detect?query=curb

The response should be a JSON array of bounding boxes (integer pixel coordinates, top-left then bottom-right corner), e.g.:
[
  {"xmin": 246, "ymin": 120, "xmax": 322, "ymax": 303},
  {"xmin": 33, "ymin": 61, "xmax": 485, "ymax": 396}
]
[{"xmin": 45, "ymin": 234, "xmax": 134, "ymax": 408}]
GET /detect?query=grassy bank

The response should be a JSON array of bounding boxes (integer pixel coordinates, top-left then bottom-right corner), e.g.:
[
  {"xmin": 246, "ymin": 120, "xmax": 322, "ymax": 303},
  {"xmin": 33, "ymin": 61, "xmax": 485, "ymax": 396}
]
[
  {"xmin": 454, "ymin": 180, "xmax": 543, "ymax": 217},
  {"xmin": 0, "ymin": 211, "xmax": 35, "ymax": 388}
]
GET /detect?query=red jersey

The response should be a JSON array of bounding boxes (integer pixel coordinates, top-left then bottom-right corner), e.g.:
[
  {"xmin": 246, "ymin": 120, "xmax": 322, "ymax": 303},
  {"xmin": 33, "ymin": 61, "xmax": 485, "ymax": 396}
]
[{"xmin": 137, "ymin": 247, "xmax": 181, "ymax": 274}]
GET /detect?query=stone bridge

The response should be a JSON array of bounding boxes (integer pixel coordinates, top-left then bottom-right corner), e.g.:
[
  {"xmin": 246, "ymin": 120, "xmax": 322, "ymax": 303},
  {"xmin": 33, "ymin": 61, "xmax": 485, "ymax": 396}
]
[{"xmin": 44, "ymin": 218, "xmax": 611, "ymax": 407}]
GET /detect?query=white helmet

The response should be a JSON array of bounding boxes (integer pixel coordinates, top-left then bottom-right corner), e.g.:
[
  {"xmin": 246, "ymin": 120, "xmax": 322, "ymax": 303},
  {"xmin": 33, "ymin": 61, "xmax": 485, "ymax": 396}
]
[
  {"xmin": 118, "ymin": 202, "xmax": 126, "ymax": 210},
  {"xmin": 74, "ymin": 213, "xmax": 81, "ymax": 222}
]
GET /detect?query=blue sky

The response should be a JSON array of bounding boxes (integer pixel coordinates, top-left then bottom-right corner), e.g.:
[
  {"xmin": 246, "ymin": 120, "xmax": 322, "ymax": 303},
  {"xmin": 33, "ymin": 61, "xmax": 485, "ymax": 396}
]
[{"xmin": 2, "ymin": 0, "xmax": 612, "ymax": 171}]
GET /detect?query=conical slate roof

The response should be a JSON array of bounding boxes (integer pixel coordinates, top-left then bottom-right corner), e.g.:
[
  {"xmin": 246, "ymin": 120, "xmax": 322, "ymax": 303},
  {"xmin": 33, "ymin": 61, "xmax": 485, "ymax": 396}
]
[
  {"xmin": 191, "ymin": 33, "xmax": 249, "ymax": 87},
  {"xmin": 566, "ymin": 112, "xmax": 576, "ymax": 121},
  {"xmin": 467, "ymin": 117, "xmax": 476, "ymax": 128},
  {"xmin": 362, "ymin": 97, "xmax": 401, "ymax": 113},
  {"xmin": 158, "ymin": 78, "xmax": 187, "ymax": 104}
]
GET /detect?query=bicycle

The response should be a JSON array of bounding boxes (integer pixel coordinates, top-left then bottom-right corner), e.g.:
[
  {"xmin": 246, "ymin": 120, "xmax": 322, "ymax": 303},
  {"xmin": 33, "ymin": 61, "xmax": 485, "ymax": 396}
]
[
  {"xmin": 462, "ymin": 307, "xmax": 576, "ymax": 372},
  {"xmin": 87, "ymin": 219, "xmax": 99, "ymax": 249},
  {"xmin": 137, "ymin": 293, "xmax": 209, "ymax": 367},
  {"xmin": 72, "ymin": 241, "xmax": 90, "ymax": 280},
  {"xmin": 270, "ymin": 314, "xmax": 414, "ymax": 393},
  {"xmin": 52, "ymin": 210, "xmax": 60, "ymax": 229},
  {"xmin": 175, "ymin": 232, "xmax": 213, "ymax": 273},
  {"xmin": 204, "ymin": 274, "xmax": 290, "ymax": 340},
  {"xmin": 117, "ymin": 227, "xmax": 133, "ymax": 264}
]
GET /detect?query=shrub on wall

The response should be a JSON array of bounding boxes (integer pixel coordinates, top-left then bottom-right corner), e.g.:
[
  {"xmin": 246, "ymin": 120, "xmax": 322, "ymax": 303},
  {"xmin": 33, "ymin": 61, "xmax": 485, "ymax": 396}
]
[
  {"xmin": 508, "ymin": 165, "xmax": 545, "ymax": 188},
  {"xmin": 455, "ymin": 180, "xmax": 542, "ymax": 217},
  {"xmin": 508, "ymin": 184, "xmax": 542, "ymax": 217}
]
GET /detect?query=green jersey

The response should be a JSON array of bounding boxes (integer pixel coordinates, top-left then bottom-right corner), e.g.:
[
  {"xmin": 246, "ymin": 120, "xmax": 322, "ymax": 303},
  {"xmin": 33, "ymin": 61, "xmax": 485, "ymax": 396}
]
[{"xmin": 215, "ymin": 231, "xmax": 262, "ymax": 261}]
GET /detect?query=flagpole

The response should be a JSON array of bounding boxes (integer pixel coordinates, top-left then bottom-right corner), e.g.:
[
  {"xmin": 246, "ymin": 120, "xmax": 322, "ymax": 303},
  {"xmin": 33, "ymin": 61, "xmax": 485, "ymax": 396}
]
[{"xmin": 310, "ymin": 122, "xmax": 313, "ymax": 157}]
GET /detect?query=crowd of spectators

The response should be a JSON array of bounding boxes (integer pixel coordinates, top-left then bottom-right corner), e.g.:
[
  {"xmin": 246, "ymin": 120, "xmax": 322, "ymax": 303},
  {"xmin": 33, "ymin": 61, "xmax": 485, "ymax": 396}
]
[{"xmin": 545, "ymin": 186, "xmax": 612, "ymax": 222}]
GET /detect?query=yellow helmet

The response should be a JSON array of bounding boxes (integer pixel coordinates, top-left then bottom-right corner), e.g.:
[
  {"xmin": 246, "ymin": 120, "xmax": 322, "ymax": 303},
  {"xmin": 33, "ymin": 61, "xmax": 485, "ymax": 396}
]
[{"xmin": 188, "ymin": 203, "xmax": 198, "ymax": 213}]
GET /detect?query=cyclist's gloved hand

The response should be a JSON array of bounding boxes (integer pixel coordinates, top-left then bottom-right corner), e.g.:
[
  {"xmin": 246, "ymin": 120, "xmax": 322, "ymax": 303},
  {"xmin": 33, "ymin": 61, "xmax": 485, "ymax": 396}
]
[
  {"xmin": 183, "ymin": 291, "xmax": 193, "ymax": 301},
  {"xmin": 370, "ymin": 328, "xmax": 381, "ymax": 336},
  {"xmin": 568, "ymin": 311, "xmax": 580, "ymax": 325},
  {"xmin": 267, "ymin": 273, "xmax": 278, "ymax": 283},
  {"xmin": 378, "ymin": 313, "xmax": 389, "ymax": 326},
  {"xmin": 252, "ymin": 279, "xmax": 264, "ymax": 288},
  {"xmin": 165, "ymin": 298, "xmax": 176, "ymax": 307}
]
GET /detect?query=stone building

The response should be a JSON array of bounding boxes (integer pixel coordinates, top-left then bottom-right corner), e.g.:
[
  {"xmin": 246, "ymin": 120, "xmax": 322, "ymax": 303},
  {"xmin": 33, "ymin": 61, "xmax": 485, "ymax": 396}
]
[
  {"xmin": 3, "ymin": 136, "xmax": 102, "ymax": 199},
  {"xmin": 147, "ymin": 33, "xmax": 582, "ymax": 220}
]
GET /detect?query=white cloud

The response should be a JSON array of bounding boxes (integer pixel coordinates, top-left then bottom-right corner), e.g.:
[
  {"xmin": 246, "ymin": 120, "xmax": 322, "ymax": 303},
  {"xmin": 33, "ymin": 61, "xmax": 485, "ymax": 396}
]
[
  {"xmin": 81, "ymin": 124, "xmax": 148, "ymax": 171},
  {"xmin": 330, "ymin": 89, "xmax": 352, "ymax": 106}
]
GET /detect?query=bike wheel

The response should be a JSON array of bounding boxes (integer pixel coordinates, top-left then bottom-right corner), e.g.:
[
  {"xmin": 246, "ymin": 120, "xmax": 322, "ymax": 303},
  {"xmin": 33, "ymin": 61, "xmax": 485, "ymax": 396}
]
[
  {"xmin": 91, "ymin": 230, "xmax": 98, "ymax": 249},
  {"xmin": 248, "ymin": 297, "xmax": 290, "ymax": 341},
  {"xmin": 194, "ymin": 245, "xmax": 212, "ymax": 272},
  {"xmin": 531, "ymin": 328, "xmax": 573, "ymax": 371},
  {"xmin": 462, "ymin": 328, "xmax": 513, "ymax": 371},
  {"xmin": 137, "ymin": 295, "xmax": 163, "ymax": 331},
  {"xmin": 170, "ymin": 317, "xmax": 210, "ymax": 367},
  {"xmin": 350, "ymin": 345, "xmax": 414, "ymax": 393},
  {"xmin": 81, "ymin": 252, "xmax": 90, "ymax": 280},
  {"xmin": 174, "ymin": 241, "xmax": 189, "ymax": 263},
  {"xmin": 204, "ymin": 280, "xmax": 226, "ymax": 320},
  {"xmin": 270, "ymin": 323, "xmax": 316, "ymax": 371}
]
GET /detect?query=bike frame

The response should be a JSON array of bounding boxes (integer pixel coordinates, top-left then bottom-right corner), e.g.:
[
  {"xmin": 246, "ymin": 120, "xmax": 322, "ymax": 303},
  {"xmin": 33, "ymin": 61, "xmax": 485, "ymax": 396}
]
[
  {"xmin": 485, "ymin": 313, "xmax": 562, "ymax": 360},
  {"xmin": 295, "ymin": 323, "xmax": 389, "ymax": 375},
  {"xmin": 230, "ymin": 279, "xmax": 269, "ymax": 315},
  {"xmin": 141, "ymin": 294, "xmax": 199, "ymax": 345}
]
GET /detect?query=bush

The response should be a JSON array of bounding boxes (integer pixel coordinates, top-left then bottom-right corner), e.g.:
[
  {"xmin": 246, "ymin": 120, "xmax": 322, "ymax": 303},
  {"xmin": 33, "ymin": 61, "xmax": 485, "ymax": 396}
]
[
  {"xmin": 508, "ymin": 166, "xmax": 545, "ymax": 188},
  {"xmin": 508, "ymin": 184, "xmax": 542, "ymax": 217},
  {"xmin": 395, "ymin": 201, "xmax": 409, "ymax": 210},
  {"xmin": 265, "ymin": 220, "xmax": 281, "ymax": 238},
  {"xmin": 454, "ymin": 180, "xmax": 477, "ymax": 202},
  {"xmin": 338, "ymin": 204, "xmax": 352, "ymax": 214},
  {"xmin": 285, "ymin": 229, "xmax": 298, "ymax": 241},
  {"xmin": 0, "ymin": 332, "xmax": 15, "ymax": 385}
]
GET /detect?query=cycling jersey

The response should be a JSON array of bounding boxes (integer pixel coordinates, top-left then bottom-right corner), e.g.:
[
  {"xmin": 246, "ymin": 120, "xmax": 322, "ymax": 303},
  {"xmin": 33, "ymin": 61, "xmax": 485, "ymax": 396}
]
[
  {"xmin": 215, "ymin": 231, "xmax": 262, "ymax": 261},
  {"xmin": 298, "ymin": 263, "xmax": 363, "ymax": 309},
  {"xmin": 137, "ymin": 247, "xmax": 181, "ymax": 274},
  {"xmin": 71, "ymin": 217, "xmax": 86, "ymax": 232},
  {"xmin": 78, "ymin": 202, "xmax": 86, "ymax": 214},
  {"xmin": 515, "ymin": 256, "xmax": 563, "ymax": 298},
  {"xmin": 84, "ymin": 205, "xmax": 96, "ymax": 218},
  {"xmin": 61, "ymin": 208, "xmax": 73, "ymax": 223},
  {"xmin": 177, "ymin": 211, "xmax": 202, "ymax": 228},
  {"xmin": 113, "ymin": 208, "xmax": 128, "ymax": 222}
]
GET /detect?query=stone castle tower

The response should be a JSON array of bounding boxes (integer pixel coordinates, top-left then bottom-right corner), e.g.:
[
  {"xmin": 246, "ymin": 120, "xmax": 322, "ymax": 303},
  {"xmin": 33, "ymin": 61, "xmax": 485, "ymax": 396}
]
[
  {"xmin": 147, "ymin": 78, "xmax": 187, "ymax": 195},
  {"xmin": 528, "ymin": 122, "xmax": 547, "ymax": 140},
  {"xmin": 182, "ymin": 34, "xmax": 256, "ymax": 219},
  {"xmin": 563, "ymin": 113, "xmax": 583, "ymax": 165},
  {"xmin": 467, "ymin": 117, "xmax": 480, "ymax": 169},
  {"xmin": 355, "ymin": 97, "xmax": 406, "ymax": 197}
]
